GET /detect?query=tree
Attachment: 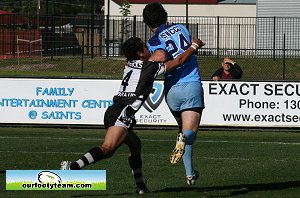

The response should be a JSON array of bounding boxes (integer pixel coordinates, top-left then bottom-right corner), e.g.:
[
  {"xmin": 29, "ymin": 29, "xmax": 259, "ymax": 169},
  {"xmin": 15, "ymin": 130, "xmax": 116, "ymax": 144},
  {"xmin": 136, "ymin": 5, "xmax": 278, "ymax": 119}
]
[{"xmin": 119, "ymin": 0, "xmax": 131, "ymax": 43}]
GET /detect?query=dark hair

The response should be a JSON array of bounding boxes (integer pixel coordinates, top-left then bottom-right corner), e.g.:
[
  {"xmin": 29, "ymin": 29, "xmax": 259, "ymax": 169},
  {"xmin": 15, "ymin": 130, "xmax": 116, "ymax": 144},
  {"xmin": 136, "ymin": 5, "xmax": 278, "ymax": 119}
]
[
  {"xmin": 122, "ymin": 37, "xmax": 144, "ymax": 61},
  {"xmin": 143, "ymin": 2, "xmax": 168, "ymax": 28}
]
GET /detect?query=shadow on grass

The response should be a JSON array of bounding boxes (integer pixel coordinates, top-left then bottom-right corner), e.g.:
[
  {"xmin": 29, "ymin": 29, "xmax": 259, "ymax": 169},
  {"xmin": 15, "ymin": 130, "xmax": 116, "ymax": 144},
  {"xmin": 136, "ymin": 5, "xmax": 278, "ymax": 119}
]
[
  {"xmin": 154, "ymin": 180, "xmax": 300, "ymax": 196},
  {"xmin": 71, "ymin": 180, "xmax": 300, "ymax": 197}
]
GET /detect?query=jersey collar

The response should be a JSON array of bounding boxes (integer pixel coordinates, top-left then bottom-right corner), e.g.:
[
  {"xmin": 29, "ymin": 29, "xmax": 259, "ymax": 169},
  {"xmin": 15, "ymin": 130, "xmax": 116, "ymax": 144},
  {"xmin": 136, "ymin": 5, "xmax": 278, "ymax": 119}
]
[{"xmin": 155, "ymin": 24, "xmax": 168, "ymax": 35}]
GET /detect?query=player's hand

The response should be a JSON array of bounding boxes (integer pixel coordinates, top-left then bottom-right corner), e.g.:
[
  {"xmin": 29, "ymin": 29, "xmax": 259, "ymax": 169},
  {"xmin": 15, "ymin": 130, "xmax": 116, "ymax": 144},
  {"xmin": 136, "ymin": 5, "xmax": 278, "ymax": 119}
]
[
  {"xmin": 191, "ymin": 37, "xmax": 205, "ymax": 49},
  {"xmin": 212, "ymin": 76, "xmax": 220, "ymax": 81}
]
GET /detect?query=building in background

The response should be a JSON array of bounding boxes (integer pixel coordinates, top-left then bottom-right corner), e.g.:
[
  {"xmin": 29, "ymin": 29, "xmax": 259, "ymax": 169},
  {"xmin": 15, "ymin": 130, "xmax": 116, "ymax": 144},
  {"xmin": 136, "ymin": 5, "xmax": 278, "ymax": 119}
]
[
  {"xmin": 104, "ymin": 0, "xmax": 256, "ymax": 17},
  {"xmin": 256, "ymin": 0, "xmax": 300, "ymax": 57}
]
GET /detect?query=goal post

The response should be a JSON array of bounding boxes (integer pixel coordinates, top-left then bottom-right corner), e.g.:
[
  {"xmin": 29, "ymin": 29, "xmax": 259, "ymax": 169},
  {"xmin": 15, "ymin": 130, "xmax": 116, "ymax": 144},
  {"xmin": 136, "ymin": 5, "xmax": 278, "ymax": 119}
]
[{"xmin": 17, "ymin": 36, "xmax": 43, "ymax": 65}]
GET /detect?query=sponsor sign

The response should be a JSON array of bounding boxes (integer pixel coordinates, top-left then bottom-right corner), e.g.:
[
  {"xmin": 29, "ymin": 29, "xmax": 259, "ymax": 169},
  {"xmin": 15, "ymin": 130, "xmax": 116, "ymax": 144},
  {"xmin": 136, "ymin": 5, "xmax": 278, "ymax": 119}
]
[
  {"xmin": 0, "ymin": 78, "xmax": 299, "ymax": 127},
  {"xmin": 202, "ymin": 82, "xmax": 300, "ymax": 127}
]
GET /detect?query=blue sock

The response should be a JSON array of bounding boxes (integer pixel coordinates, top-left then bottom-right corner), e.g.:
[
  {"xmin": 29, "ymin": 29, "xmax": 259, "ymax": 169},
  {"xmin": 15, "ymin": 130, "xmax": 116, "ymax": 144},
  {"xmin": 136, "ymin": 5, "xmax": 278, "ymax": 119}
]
[{"xmin": 182, "ymin": 130, "xmax": 196, "ymax": 177}]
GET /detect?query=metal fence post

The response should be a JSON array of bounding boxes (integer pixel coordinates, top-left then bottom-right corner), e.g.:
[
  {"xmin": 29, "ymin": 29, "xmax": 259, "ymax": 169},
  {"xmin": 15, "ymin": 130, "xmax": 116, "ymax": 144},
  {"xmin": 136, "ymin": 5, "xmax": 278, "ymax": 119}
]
[
  {"xmin": 12, "ymin": 14, "xmax": 16, "ymax": 57},
  {"xmin": 238, "ymin": 23, "xmax": 241, "ymax": 56},
  {"xmin": 87, "ymin": 18, "xmax": 90, "ymax": 56},
  {"xmin": 51, "ymin": 15, "xmax": 54, "ymax": 60},
  {"xmin": 283, "ymin": 33, "xmax": 286, "ymax": 80},
  {"xmin": 273, "ymin": 16, "xmax": 276, "ymax": 61},
  {"xmin": 133, "ymin": 16, "xmax": 136, "ymax": 37},
  {"xmin": 105, "ymin": 15, "xmax": 110, "ymax": 58},
  {"xmin": 217, "ymin": 16, "xmax": 220, "ymax": 59},
  {"xmin": 81, "ymin": 31, "xmax": 84, "ymax": 73}
]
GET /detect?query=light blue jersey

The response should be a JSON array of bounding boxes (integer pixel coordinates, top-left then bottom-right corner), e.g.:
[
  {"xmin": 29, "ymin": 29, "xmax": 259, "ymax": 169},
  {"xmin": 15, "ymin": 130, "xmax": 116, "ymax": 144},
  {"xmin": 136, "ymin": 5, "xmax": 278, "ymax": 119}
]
[
  {"xmin": 147, "ymin": 24, "xmax": 201, "ymax": 91},
  {"xmin": 147, "ymin": 24, "xmax": 204, "ymax": 112}
]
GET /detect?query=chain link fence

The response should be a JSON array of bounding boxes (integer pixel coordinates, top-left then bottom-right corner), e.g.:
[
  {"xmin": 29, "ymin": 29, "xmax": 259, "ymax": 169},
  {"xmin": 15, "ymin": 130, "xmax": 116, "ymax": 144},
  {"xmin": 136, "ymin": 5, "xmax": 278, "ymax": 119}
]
[{"xmin": 0, "ymin": 14, "xmax": 299, "ymax": 80}]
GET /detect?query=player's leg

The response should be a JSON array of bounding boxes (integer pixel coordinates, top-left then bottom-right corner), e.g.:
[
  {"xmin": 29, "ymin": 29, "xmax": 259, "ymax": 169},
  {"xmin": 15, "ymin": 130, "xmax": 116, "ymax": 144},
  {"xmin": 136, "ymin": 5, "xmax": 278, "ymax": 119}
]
[
  {"xmin": 180, "ymin": 81, "xmax": 204, "ymax": 185},
  {"xmin": 61, "ymin": 126, "xmax": 128, "ymax": 170},
  {"xmin": 124, "ymin": 131, "xmax": 149, "ymax": 194},
  {"xmin": 167, "ymin": 82, "xmax": 203, "ymax": 164},
  {"xmin": 61, "ymin": 102, "xmax": 132, "ymax": 170},
  {"xmin": 169, "ymin": 110, "xmax": 187, "ymax": 164},
  {"xmin": 181, "ymin": 110, "xmax": 201, "ymax": 185},
  {"xmin": 165, "ymin": 85, "xmax": 187, "ymax": 164}
]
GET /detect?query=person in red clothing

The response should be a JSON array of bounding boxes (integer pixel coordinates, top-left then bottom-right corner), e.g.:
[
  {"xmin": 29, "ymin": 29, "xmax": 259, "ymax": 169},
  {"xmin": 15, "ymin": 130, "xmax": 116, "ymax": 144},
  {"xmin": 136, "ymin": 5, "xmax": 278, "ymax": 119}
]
[{"xmin": 211, "ymin": 57, "xmax": 243, "ymax": 81}]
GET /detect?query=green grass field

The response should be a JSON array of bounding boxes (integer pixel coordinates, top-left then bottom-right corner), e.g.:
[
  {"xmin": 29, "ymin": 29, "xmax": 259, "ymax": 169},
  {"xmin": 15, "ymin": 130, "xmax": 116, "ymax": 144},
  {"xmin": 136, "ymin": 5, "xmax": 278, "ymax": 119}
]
[
  {"xmin": 0, "ymin": 127, "xmax": 300, "ymax": 197},
  {"xmin": 1, "ymin": 56, "xmax": 300, "ymax": 80}
]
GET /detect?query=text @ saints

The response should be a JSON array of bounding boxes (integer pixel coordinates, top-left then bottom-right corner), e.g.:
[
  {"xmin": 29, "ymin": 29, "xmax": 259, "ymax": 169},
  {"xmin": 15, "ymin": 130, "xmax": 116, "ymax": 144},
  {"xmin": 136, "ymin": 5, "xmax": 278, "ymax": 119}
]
[{"xmin": 28, "ymin": 110, "xmax": 82, "ymax": 120}]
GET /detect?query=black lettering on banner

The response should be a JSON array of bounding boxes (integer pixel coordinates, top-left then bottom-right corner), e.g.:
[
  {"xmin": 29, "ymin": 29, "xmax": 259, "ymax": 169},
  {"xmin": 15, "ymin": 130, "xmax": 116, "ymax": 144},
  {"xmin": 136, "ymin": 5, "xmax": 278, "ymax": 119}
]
[
  {"xmin": 239, "ymin": 99, "xmax": 246, "ymax": 108},
  {"xmin": 274, "ymin": 84, "xmax": 284, "ymax": 96},
  {"xmin": 239, "ymin": 83, "xmax": 250, "ymax": 95},
  {"xmin": 219, "ymin": 83, "xmax": 227, "ymax": 95},
  {"xmin": 274, "ymin": 115, "xmax": 280, "ymax": 122},
  {"xmin": 292, "ymin": 115, "xmax": 299, "ymax": 122},
  {"xmin": 250, "ymin": 84, "xmax": 259, "ymax": 95},
  {"xmin": 254, "ymin": 114, "xmax": 260, "ymax": 121},
  {"xmin": 261, "ymin": 114, "xmax": 267, "ymax": 122},
  {"xmin": 285, "ymin": 84, "xmax": 294, "ymax": 96},
  {"xmin": 229, "ymin": 84, "xmax": 238, "ymax": 95},
  {"xmin": 264, "ymin": 83, "xmax": 300, "ymax": 96},
  {"xmin": 264, "ymin": 84, "xmax": 273, "ymax": 95},
  {"xmin": 209, "ymin": 83, "xmax": 218, "ymax": 95},
  {"xmin": 209, "ymin": 83, "xmax": 260, "ymax": 95}
]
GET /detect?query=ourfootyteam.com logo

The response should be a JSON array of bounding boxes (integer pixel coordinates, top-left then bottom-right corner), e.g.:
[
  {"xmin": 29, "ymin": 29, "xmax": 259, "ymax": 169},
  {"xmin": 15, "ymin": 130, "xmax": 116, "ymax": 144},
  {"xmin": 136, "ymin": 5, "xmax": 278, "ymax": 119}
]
[
  {"xmin": 6, "ymin": 170, "xmax": 106, "ymax": 190},
  {"xmin": 143, "ymin": 82, "xmax": 164, "ymax": 113}
]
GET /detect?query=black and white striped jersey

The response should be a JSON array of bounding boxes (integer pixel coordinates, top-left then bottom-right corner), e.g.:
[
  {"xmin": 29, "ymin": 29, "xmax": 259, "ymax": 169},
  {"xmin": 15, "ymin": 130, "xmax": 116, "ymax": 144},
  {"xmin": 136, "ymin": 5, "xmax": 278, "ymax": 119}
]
[{"xmin": 112, "ymin": 60, "xmax": 165, "ymax": 111}]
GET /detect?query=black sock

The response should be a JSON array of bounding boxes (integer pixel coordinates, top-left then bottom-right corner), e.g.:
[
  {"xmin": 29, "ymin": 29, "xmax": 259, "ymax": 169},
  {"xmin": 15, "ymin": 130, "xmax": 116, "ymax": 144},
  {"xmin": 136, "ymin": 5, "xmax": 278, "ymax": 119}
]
[
  {"xmin": 70, "ymin": 147, "xmax": 103, "ymax": 170},
  {"xmin": 128, "ymin": 154, "xmax": 145, "ymax": 188}
]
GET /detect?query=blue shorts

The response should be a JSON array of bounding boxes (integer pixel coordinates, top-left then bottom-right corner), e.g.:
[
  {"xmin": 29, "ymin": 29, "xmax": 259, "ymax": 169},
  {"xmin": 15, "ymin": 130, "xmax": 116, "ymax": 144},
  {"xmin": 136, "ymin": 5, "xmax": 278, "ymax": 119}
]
[{"xmin": 165, "ymin": 81, "xmax": 205, "ymax": 115}]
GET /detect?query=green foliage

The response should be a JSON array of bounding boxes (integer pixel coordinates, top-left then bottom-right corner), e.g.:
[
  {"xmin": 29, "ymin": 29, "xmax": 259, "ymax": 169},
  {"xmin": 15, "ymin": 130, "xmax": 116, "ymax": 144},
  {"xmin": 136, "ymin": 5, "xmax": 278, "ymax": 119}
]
[
  {"xmin": 21, "ymin": 0, "xmax": 37, "ymax": 18},
  {"xmin": 119, "ymin": 0, "xmax": 131, "ymax": 17},
  {"xmin": 119, "ymin": 0, "xmax": 132, "ymax": 43}
]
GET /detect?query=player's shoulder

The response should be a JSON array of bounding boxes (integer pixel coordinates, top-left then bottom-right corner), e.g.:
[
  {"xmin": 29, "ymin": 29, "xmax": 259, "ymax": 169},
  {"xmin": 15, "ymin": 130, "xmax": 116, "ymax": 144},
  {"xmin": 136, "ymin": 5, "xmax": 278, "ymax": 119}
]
[
  {"xmin": 148, "ymin": 34, "xmax": 161, "ymax": 46},
  {"xmin": 172, "ymin": 24, "xmax": 187, "ymax": 30},
  {"xmin": 143, "ymin": 61, "xmax": 164, "ymax": 69},
  {"xmin": 171, "ymin": 24, "xmax": 190, "ymax": 36}
]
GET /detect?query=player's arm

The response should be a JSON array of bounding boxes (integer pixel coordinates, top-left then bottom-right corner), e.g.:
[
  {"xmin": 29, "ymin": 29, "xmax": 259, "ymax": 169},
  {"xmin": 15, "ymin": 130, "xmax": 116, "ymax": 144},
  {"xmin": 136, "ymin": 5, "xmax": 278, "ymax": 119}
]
[
  {"xmin": 149, "ymin": 49, "xmax": 167, "ymax": 62},
  {"xmin": 164, "ymin": 37, "xmax": 205, "ymax": 72}
]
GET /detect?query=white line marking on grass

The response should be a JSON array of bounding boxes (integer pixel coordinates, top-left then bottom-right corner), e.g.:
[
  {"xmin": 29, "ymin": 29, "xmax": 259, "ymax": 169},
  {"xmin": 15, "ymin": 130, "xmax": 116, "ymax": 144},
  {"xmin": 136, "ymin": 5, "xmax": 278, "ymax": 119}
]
[
  {"xmin": 201, "ymin": 140, "xmax": 300, "ymax": 145},
  {"xmin": 201, "ymin": 157, "xmax": 251, "ymax": 161},
  {"xmin": 0, "ymin": 150, "xmax": 299, "ymax": 162},
  {"xmin": 0, "ymin": 150, "xmax": 84, "ymax": 155},
  {"xmin": 0, "ymin": 136, "xmax": 300, "ymax": 145}
]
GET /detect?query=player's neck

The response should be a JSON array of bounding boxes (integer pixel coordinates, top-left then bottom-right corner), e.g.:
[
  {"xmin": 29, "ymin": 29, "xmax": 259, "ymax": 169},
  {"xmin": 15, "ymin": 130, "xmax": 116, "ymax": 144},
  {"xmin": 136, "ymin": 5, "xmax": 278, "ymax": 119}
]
[{"xmin": 151, "ymin": 27, "xmax": 157, "ymax": 33}]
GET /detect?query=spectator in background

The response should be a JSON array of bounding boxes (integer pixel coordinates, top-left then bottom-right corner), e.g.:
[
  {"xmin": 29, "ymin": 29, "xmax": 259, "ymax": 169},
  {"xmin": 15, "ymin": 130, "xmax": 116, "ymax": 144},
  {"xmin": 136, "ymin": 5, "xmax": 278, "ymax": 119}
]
[{"xmin": 211, "ymin": 57, "xmax": 243, "ymax": 81}]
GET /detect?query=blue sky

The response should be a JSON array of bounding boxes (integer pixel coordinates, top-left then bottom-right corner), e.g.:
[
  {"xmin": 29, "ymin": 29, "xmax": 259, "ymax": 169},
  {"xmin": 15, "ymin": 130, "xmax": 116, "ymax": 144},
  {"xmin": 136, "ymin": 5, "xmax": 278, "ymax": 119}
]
[{"xmin": 6, "ymin": 170, "xmax": 106, "ymax": 183}]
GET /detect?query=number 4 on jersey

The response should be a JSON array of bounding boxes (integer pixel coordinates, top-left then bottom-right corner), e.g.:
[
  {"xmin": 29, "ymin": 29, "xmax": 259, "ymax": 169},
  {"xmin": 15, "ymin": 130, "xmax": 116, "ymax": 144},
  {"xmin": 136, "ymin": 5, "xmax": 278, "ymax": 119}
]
[{"xmin": 121, "ymin": 70, "xmax": 133, "ymax": 91}]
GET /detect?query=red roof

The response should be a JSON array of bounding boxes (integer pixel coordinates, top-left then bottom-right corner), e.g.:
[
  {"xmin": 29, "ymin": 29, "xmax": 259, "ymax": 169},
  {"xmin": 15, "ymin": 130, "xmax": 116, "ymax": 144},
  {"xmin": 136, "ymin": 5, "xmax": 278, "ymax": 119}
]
[
  {"xmin": 0, "ymin": 10, "xmax": 38, "ymax": 25},
  {"xmin": 113, "ymin": 0, "xmax": 218, "ymax": 5},
  {"xmin": 0, "ymin": 10, "xmax": 14, "ymax": 15}
]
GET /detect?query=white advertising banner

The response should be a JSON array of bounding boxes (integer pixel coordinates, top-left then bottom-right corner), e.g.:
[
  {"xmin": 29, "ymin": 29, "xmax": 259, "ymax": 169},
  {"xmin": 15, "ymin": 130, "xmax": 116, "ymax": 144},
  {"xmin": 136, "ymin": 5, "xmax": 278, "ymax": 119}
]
[
  {"xmin": 0, "ymin": 78, "xmax": 299, "ymax": 127},
  {"xmin": 202, "ymin": 81, "xmax": 300, "ymax": 127}
]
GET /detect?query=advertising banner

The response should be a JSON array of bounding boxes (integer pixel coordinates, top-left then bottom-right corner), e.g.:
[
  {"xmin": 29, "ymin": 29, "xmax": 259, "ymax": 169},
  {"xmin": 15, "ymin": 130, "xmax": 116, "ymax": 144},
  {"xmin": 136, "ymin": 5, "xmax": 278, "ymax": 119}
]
[
  {"xmin": 0, "ymin": 78, "xmax": 299, "ymax": 127},
  {"xmin": 202, "ymin": 81, "xmax": 300, "ymax": 127}
]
